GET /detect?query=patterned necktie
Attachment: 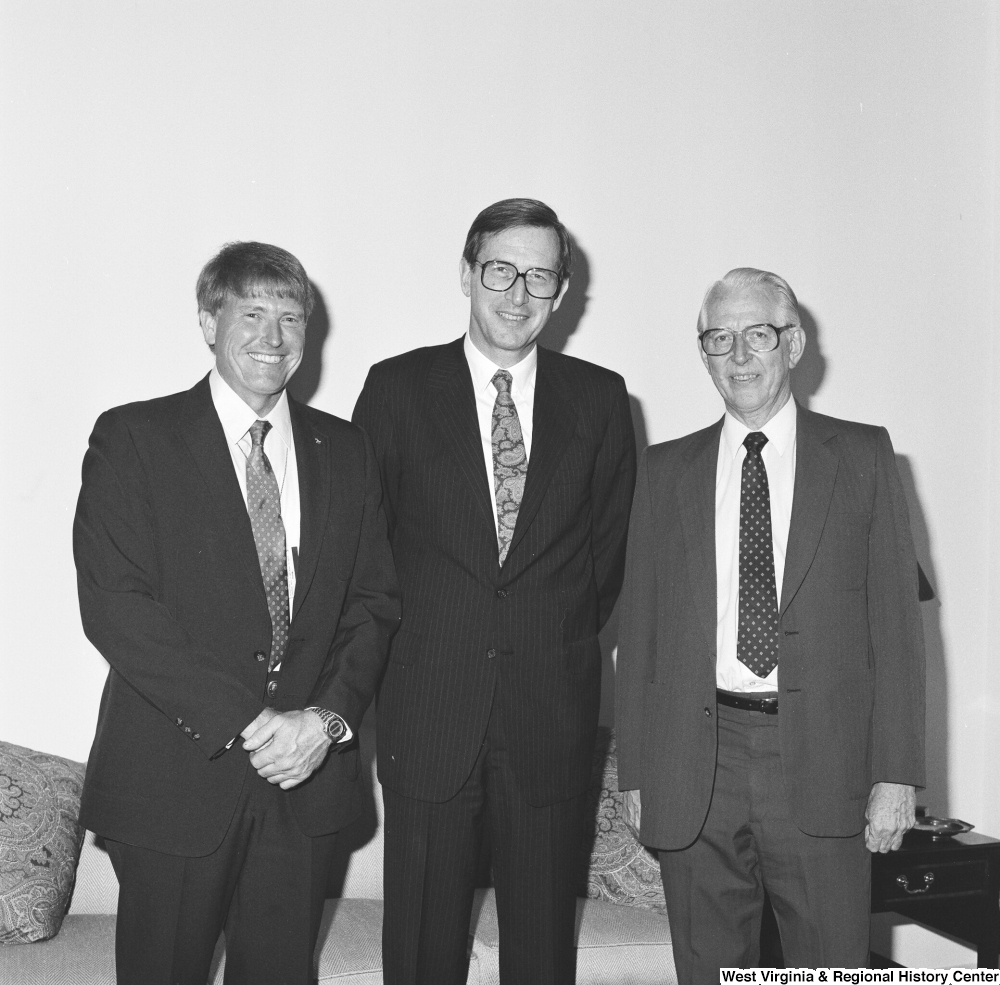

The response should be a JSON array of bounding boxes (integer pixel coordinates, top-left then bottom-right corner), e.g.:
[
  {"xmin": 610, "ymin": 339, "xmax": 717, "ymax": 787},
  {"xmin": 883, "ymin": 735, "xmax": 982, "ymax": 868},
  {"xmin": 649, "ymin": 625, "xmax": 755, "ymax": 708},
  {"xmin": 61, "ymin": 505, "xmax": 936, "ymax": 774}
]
[
  {"xmin": 737, "ymin": 431, "xmax": 779, "ymax": 678},
  {"xmin": 491, "ymin": 370, "xmax": 528, "ymax": 566},
  {"xmin": 246, "ymin": 420, "xmax": 289, "ymax": 673}
]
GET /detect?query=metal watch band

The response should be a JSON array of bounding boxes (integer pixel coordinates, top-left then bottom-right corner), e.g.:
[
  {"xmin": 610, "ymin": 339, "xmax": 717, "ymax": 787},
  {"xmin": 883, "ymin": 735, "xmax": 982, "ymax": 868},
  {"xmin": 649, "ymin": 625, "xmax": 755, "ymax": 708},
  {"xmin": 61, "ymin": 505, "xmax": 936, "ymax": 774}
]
[{"xmin": 306, "ymin": 706, "xmax": 346, "ymax": 742}]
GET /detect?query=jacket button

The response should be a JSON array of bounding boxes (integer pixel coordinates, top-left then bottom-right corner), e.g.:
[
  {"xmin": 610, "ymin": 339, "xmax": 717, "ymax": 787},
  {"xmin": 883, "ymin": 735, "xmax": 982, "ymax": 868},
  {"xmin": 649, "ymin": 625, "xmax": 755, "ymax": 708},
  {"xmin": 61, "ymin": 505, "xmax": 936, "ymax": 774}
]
[
  {"xmin": 183, "ymin": 726, "xmax": 192, "ymax": 733},
  {"xmin": 496, "ymin": 589, "xmax": 507, "ymax": 599},
  {"xmin": 267, "ymin": 680, "xmax": 278, "ymax": 697},
  {"xmin": 704, "ymin": 707, "xmax": 712, "ymax": 717},
  {"xmin": 254, "ymin": 650, "xmax": 267, "ymax": 662},
  {"xmin": 486, "ymin": 648, "xmax": 496, "ymax": 659},
  {"xmin": 192, "ymin": 734, "xmax": 200, "ymax": 740},
  {"xmin": 175, "ymin": 718, "xmax": 183, "ymax": 726}
]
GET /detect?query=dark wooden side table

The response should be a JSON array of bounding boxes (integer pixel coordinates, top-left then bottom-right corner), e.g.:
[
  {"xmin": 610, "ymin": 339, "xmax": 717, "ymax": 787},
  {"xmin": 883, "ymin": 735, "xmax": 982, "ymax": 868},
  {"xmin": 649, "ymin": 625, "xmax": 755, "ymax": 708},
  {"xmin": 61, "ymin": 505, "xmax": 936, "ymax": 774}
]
[
  {"xmin": 870, "ymin": 830, "xmax": 1000, "ymax": 968},
  {"xmin": 760, "ymin": 830, "xmax": 1000, "ymax": 968}
]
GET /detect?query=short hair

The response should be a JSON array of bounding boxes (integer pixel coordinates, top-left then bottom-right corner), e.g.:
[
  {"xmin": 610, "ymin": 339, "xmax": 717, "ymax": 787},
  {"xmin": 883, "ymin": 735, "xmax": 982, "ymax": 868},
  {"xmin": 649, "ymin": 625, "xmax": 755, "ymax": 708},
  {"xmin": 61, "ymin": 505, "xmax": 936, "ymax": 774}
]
[
  {"xmin": 462, "ymin": 198, "xmax": 573, "ymax": 277},
  {"xmin": 697, "ymin": 267, "xmax": 800, "ymax": 334},
  {"xmin": 196, "ymin": 241, "xmax": 315, "ymax": 319}
]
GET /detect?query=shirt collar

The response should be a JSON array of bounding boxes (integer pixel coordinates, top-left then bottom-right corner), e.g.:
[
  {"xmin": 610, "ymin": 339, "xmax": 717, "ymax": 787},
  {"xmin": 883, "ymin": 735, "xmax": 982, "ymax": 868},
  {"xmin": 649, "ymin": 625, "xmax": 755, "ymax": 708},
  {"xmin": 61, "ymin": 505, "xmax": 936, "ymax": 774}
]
[
  {"xmin": 209, "ymin": 367, "xmax": 293, "ymax": 452},
  {"xmin": 463, "ymin": 334, "xmax": 537, "ymax": 398},
  {"xmin": 721, "ymin": 395, "xmax": 797, "ymax": 460}
]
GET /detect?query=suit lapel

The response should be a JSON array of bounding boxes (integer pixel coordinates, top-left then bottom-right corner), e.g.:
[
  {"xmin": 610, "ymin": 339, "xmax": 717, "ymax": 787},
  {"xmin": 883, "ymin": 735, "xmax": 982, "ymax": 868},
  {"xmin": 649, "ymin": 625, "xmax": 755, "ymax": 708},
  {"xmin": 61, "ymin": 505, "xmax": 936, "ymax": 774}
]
[
  {"xmin": 428, "ymin": 339, "xmax": 495, "ymax": 529},
  {"xmin": 677, "ymin": 420, "xmax": 722, "ymax": 653},
  {"xmin": 178, "ymin": 376, "xmax": 266, "ymax": 608},
  {"xmin": 289, "ymin": 398, "xmax": 332, "ymax": 619},
  {"xmin": 504, "ymin": 346, "xmax": 576, "ymax": 564},
  {"xmin": 780, "ymin": 406, "xmax": 840, "ymax": 613}
]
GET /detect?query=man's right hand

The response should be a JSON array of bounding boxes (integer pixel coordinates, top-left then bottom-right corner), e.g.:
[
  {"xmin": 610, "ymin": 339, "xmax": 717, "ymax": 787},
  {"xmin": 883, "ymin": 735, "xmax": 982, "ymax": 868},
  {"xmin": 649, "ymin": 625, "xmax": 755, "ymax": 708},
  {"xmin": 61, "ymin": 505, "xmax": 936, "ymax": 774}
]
[
  {"xmin": 242, "ymin": 709, "xmax": 333, "ymax": 789},
  {"xmin": 623, "ymin": 788, "xmax": 641, "ymax": 837}
]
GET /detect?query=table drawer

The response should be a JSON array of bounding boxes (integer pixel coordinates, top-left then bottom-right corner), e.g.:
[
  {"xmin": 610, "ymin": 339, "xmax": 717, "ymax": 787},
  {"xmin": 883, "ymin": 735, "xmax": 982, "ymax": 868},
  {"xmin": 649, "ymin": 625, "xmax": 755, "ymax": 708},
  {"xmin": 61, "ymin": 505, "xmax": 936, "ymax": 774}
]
[{"xmin": 874, "ymin": 859, "xmax": 988, "ymax": 903}]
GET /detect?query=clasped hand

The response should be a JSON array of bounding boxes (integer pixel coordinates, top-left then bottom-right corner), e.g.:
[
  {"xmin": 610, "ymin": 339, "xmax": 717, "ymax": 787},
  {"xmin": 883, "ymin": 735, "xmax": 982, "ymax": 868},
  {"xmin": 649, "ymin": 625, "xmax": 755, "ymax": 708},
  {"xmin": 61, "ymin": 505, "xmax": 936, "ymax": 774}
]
[{"xmin": 240, "ymin": 708, "xmax": 331, "ymax": 790}]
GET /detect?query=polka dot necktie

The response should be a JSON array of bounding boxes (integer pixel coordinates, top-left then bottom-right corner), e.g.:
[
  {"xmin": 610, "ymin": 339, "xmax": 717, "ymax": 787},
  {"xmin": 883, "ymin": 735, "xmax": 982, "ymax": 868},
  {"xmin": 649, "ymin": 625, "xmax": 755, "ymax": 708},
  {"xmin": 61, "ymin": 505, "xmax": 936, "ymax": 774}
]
[
  {"xmin": 737, "ymin": 431, "xmax": 779, "ymax": 678},
  {"xmin": 246, "ymin": 420, "xmax": 289, "ymax": 673},
  {"xmin": 491, "ymin": 370, "xmax": 527, "ymax": 566}
]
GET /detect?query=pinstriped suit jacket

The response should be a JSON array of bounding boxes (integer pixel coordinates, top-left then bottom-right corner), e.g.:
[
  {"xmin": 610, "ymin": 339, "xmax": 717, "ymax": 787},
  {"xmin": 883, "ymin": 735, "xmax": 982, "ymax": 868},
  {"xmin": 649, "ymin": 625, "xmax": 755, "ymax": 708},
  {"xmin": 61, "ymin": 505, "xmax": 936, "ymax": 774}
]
[{"xmin": 353, "ymin": 337, "xmax": 636, "ymax": 807}]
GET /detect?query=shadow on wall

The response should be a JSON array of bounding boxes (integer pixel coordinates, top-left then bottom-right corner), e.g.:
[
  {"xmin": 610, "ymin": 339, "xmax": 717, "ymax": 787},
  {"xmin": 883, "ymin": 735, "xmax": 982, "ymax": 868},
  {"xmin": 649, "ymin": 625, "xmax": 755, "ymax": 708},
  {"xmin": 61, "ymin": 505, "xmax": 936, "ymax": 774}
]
[
  {"xmin": 287, "ymin": 282, "xmax": 331, "ymax": 407},
  {"xmin": 790, "ymin": 302, "xmax": 827, "ymax": 409},
  {"xmin": 791, "ymin": 302, "xmax": 947, "ymax": 812},
  {"xmin": 868, "ymin": 456, "xmax": 946, "ymax": 962},
  {"xmin": 894, "ymin": 455, "xmax": 948, "ymax": 816},
  {"xmin": 537, "ymin": 234, "xmax": 589, "ymax": 354},
  {"xmin": 793, "ymin": 300, "xmax": 946, "ymax": 811}
]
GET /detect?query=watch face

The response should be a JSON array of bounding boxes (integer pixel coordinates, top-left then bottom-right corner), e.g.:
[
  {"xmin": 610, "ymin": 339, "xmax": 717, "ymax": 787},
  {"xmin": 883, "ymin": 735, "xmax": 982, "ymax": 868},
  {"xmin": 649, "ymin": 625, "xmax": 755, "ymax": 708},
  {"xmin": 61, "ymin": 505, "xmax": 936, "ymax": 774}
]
[{"xmin": 327, "ymin": 718, "xmax": 345, "ymax": 741}]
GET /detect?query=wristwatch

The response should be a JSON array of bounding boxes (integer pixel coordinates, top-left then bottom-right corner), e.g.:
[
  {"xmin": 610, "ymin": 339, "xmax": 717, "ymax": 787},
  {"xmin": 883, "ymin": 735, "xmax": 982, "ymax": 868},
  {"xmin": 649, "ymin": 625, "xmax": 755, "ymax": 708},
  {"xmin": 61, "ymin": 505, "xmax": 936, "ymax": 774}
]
[{"xmin": 306, "ymin": 707, "xmax": 347, "ymax": 742}]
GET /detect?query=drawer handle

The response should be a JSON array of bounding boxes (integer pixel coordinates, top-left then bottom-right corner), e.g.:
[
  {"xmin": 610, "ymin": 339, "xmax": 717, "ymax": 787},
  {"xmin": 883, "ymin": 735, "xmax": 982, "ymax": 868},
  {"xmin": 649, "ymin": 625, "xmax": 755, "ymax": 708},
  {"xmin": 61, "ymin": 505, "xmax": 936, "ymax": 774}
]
[{"xmin": 896, "ymin": 872, "xmax": 934, "ymax": 895}]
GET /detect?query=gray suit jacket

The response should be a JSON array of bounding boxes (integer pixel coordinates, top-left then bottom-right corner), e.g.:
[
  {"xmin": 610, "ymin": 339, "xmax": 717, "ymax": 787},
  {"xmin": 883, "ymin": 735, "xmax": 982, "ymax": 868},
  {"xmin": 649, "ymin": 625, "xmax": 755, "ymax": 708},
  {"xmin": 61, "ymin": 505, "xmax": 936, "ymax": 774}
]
[
  {"xmin": 74, "ymin": 375, "xmax": 400, "ymax": 855},
  {"xmin": 615, "ymin": 403, "xmax": 925, "ymax": 849}
]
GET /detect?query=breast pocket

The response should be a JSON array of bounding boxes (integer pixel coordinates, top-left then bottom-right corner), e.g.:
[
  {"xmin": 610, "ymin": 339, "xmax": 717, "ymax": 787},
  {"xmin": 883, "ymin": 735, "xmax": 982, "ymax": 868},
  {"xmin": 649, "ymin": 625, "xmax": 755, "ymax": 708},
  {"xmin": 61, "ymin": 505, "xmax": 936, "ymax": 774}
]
[{"xmin": 819, "ymin": 512, "xmax": 871, "ymax": 590}]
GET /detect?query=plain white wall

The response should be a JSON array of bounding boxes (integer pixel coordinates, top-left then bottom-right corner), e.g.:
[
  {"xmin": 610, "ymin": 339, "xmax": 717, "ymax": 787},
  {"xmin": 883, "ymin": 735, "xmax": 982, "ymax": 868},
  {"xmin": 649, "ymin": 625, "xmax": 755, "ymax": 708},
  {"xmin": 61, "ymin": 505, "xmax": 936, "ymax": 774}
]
[{"xmin": 2, "ymin": 0, "xmax": 996, "ymax": 965}]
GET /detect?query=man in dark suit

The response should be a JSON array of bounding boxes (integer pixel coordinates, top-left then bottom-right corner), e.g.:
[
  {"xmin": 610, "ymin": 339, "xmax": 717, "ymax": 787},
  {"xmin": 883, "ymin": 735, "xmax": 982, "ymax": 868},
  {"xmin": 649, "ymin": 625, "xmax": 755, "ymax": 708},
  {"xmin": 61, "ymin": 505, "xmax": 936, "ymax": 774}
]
[
  {"xmin": 353, "ymin": 198, "xmax": 636, "ymax": 985},
  {"xmin": 73, "ymin": 242, "xmax": 399, "ymax": 985},
  {"xmin": 615, "ymin": 267, "xmax": 926, "ymax": 978}
]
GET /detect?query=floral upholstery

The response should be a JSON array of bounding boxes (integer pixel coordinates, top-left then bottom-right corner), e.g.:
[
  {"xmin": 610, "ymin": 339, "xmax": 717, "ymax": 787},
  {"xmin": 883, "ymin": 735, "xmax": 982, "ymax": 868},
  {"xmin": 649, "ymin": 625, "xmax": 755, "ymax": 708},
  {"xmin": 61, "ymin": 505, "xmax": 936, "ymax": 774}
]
[
  {"xmin": 583, "ymin": 727, "xmax": 665, "ymax": 913},
  {"xmin": 0, "ymin": 742, "xmax": 87, "ymax": 943}
]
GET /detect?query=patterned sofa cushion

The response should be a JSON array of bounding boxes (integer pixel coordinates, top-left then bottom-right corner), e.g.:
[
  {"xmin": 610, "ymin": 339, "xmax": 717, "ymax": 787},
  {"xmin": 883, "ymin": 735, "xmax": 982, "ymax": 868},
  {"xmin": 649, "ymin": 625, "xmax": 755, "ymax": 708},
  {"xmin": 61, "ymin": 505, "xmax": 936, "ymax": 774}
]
[
  {"xmin": 0, "ymin": 742, "xmax": 87, "ymax": 943},
  {"xmin": 583, "ymin": 727, "xmax": 665, "ymax": 913}
]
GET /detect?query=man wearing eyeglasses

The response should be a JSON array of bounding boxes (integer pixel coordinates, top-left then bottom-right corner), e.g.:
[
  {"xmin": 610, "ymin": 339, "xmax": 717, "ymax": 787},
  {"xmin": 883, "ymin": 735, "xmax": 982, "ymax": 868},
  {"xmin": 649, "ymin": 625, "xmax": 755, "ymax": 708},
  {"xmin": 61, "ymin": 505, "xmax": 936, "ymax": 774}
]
[
  {"xmin": 615, "ymin": 268, "xmax": 925, "ymax": 978},
  {"xmin": 353, "ymin": 198, "xmax": 636, "ymax": 985}
]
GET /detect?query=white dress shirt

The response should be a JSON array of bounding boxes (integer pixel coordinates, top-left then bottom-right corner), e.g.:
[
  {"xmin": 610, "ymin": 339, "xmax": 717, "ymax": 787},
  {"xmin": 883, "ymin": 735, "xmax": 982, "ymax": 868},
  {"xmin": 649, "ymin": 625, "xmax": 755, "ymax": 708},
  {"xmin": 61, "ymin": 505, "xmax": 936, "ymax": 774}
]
[
  {"xmin": 209, "ymin": 369, "xmax": 350, "ymax": 743},
  {"xmin": 715, "ymin": 396, "xmax": 797, "ymax": 692},
  {"xmin": 463, "ymin": 334, "xmax": 537, "ymax": 543},
  {"xmin": 210, "ymin": 368, "xmax": 300, "ymax": 620}
]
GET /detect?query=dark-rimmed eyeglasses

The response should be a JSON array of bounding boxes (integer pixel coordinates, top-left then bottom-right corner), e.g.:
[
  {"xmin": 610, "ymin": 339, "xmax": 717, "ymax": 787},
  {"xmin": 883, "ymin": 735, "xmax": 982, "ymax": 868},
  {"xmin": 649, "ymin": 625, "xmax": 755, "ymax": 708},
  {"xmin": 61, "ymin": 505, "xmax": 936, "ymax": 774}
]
[
  {"xmin": 474, "ymin": 260, "xmax": 562, "ymax": 300},
  {"xmin": 699, "ymin": 323, "xmax": 797, "ymax": 356}
]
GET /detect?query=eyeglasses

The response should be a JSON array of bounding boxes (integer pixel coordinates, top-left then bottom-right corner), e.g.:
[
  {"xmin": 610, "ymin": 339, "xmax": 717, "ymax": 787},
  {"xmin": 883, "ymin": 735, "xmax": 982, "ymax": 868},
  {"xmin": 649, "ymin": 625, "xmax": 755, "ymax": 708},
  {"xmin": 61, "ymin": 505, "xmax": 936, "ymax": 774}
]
[
  {"xmin": 474, "ymin": 260, "xmax": 562, "ymax": 300},
  {"xmin": 699, "ymin": 323, "xmax": 797, "ymax": 356}
]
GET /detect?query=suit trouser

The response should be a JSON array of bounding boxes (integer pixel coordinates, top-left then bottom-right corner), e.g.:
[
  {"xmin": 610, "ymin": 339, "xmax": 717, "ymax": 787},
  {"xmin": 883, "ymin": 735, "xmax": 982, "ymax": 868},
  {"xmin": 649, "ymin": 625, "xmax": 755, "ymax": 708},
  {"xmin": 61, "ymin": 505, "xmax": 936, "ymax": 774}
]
[
  {"xmin": 106, "ymin": 764, "xmax": 337, "ymax": 985},
  {"xmin": 381, "ymin": 696, "xmax": 583, "ymax": 985},
  {"xmin": 659, "ymin": 703, "xmax": 870, "ymax": 983}
]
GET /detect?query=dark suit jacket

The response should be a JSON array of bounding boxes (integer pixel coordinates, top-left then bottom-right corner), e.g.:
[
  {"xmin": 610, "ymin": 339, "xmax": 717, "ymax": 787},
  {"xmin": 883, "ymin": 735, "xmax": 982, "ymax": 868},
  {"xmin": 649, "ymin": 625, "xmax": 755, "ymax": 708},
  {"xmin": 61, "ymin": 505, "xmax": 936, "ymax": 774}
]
[
  {"xmin": 615, "ymin": 404, "xmax": 926, "ymax": 849},
  {"xmin": 353, "ymin": 338, "xmax": 636, "ymax": 807},
  {"xmin": 73, "ymin": 375, "xmax": 400, "ymax": 856}
]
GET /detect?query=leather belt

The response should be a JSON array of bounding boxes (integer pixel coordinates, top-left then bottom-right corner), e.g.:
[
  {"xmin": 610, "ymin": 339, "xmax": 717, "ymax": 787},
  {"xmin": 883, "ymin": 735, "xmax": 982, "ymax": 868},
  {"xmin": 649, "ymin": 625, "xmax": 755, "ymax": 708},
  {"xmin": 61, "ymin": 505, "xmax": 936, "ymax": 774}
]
[{"xmin": 716, "ymin": 689, "xmax": 779, "ymax": 714}]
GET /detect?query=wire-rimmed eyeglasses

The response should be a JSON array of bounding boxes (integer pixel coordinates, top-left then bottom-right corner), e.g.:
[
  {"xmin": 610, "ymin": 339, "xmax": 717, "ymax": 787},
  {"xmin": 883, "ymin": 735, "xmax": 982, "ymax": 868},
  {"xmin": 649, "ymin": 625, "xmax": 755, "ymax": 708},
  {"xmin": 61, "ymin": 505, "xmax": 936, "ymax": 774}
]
[
  {"xmin": 699, "ymin": 323, "xmax": 797, "ymax": 356},
  {"xmin": 474, "ymin": 260, "xmax": 563, "ymax": 300}
]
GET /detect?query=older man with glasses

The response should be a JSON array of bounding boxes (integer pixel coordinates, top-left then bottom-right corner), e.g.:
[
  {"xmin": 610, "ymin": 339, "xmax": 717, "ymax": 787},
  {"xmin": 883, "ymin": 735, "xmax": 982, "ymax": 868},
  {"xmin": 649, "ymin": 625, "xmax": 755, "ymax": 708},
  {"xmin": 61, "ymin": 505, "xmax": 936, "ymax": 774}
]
[
  {"xmin": 354, "ymin": 198, "xmax": 636, "ymax": 985},
  {"xmin": 615, "ymin": 267, "xmax": 926, "ymax": 979}
]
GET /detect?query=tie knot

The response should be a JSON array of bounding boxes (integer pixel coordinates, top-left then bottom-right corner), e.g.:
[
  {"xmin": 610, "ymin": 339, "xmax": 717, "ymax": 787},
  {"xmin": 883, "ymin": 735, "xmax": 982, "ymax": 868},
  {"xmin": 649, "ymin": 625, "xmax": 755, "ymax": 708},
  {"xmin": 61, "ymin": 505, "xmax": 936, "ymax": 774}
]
[
  {"xmin": 250, "ymin": 420, "xmax": 272, "ymax": 448},
  {"xmin": 492, "ymin": 370, "xmax": 513, "ymax": 395},
  {"xmin": 744, "ymin": 431, "xmax": 768, "ymax": 455}
]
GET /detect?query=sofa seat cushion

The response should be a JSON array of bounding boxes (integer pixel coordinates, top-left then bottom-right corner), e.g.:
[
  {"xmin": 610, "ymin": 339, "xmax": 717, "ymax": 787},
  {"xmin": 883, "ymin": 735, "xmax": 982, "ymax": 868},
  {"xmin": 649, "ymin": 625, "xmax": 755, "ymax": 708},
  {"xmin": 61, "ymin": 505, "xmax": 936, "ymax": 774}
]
[
  {"xmin": 212, "ymin": 898, "xmax": 484, "ymax": 985},
  {"xmin": 66, "ymin": 834, "xmax": 118, "ymax": 916},
  {"xmin": 0, "ymin": 742, "xmax": 87, "ymax": 943},
  {"xmin": 470, "ymin": 888, "xmax": 675, "ymax": 985},
  {"xmin": 314, "ymin": 899, "xmax": 385, "ymax": 985},
  {"xmin": 0, "ymin": 892, "xmax": 669, "ymax": 985},
  {"xmin": 0, "ymin": 913, "xmax": 116, "ymax": 983}
]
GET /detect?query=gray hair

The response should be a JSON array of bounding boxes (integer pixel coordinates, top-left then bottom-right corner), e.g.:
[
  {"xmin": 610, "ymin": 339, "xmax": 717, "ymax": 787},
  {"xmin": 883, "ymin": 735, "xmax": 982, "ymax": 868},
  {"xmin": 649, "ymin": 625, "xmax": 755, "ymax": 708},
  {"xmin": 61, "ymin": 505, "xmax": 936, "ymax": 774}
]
[
  {"xmin": 697, "ymin": 267, "xmax": 800, "ymax": 334},
  {"xmin": 197, "ymin": 241, "xmax": 315, "ymax": 319}
]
